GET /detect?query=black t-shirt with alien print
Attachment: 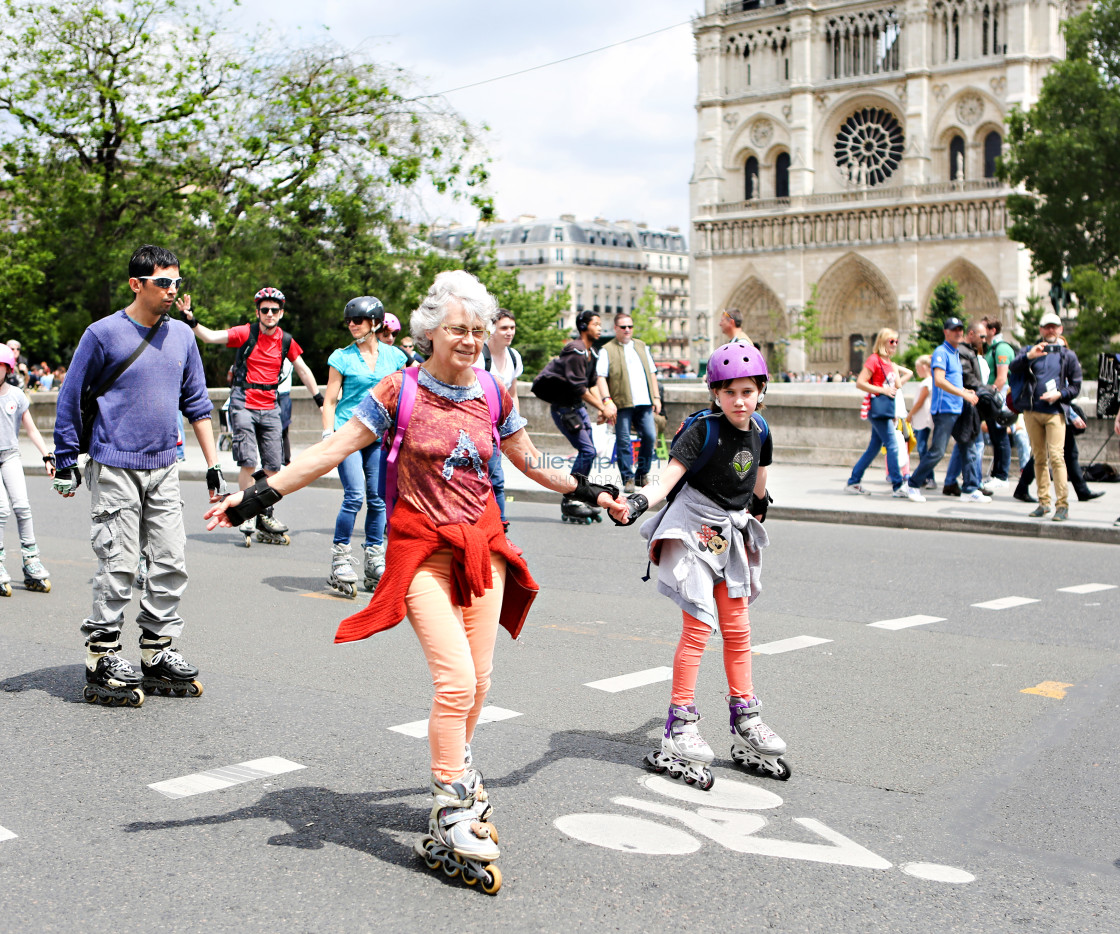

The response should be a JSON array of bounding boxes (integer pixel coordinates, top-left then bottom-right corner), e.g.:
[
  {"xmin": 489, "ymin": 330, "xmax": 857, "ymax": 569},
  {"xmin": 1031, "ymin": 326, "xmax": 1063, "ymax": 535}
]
[{"xmin": 668, "ymin": 411, "xmax": 772, "ymax": 512}]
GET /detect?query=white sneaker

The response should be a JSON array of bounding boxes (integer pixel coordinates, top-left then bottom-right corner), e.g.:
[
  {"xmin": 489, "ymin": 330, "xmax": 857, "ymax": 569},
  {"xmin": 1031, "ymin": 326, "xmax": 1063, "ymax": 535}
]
[
  {"xmin": 986, "ymin": 477, "xmax": 1009, "ymax": 491},
  {"xmin": 964, "ymin": 490, "xmax": 991, "ymax": 502},
  {"xmin": 905, "ymin": 485, "xmax": 926, "ymax": 502},
  {"xmin": 845, "ymin": 483, "xmax": 871, "ymax": 495}
]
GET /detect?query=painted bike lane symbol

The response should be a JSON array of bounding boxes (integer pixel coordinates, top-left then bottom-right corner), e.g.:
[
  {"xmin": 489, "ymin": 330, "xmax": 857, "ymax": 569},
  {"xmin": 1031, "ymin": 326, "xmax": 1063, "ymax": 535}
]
[{"xmin": 554, "ymin": 775, "xmax": 975, "ymax": 884}]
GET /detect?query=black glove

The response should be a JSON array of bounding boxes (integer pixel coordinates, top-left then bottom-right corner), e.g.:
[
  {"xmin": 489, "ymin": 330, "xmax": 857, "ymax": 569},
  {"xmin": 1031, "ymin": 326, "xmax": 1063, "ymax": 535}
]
[
  {"xmin": 313, "ymin": 392, "xmax": 325, "ymax": 409},
  {"xmin": 206, "ymin": 465, "xmax": 227, "ymax": 497},
  {"xmin": 223, "ymin": 470, "xmax": 282, "ymax": 524},
  {"xmin": 53, "ymin": 464, "xmax": 82, "ymax": 494},
  {"xmin": 570, "ymin": 474, "xmax": 619, "ymax": 508},
  {"xmin": 610, "ymin": 493, "xmax": 648, "ymax": 527},
  {"xmin": 747, "ymin": 491, "xmax": 773, "ymax": 523}
]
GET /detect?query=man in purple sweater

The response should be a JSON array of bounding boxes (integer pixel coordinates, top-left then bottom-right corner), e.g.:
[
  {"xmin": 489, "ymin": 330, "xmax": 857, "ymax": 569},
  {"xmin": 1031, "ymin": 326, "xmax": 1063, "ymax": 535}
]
[{"xmin": 53, "ymin": 245, "xmax": 225, "ymax": 708}]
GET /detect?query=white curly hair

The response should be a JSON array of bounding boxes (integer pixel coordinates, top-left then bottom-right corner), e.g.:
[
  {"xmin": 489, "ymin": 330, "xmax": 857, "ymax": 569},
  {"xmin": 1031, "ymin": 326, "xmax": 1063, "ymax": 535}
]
[{"xmin": 410, "ymin": 270, "xmax": 499, "ymax": 355}]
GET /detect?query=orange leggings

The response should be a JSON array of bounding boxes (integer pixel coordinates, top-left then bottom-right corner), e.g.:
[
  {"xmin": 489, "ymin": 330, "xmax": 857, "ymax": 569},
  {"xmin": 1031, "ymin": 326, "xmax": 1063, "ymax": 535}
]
[
  {"xmin": 405, "ymin": 549, "xmax": 507, "ymax": 784},
  {"xmin": 670, "ymin": 581, "xmax": 753, "ymax": 706}
]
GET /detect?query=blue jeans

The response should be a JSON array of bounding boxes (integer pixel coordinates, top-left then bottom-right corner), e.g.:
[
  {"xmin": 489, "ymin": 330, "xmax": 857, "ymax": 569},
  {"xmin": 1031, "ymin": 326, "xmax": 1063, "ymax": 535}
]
[
  {"xmin": 551, "ymin": 405, "xmax": 596, "ymax": 478},
  {"xmin": 944, "ymin": 436, "xmax": 984, "ymax": 492},
  {"xmin": 848, "ymin": 416, "xmax": 903, "ymax": 490},
  {"xmin": 488, "ymin": 450, "xmax": 506, "ymax": 522},
  {"xmin": 614, "ymin": 404, "xmax": 656, "ymax": 481},
  {"xmin": 989, "ymin": 423, "xmax": 1011, "ymax": 481},
  {"xmin": 334, "ymin": 442, "xmax": 384, "ymax": 546},
  {"xmin": 909, "ymin": 412, "xmax": 957, "ymax": 490},
  {"xmin": 914, "ymin": 427, "xmax": 934, "ymax": 485}
]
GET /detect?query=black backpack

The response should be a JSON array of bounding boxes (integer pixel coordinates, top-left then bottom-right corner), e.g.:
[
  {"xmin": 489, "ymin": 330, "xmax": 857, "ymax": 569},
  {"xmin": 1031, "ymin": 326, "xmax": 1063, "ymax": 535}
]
[{"xmin": 232, "ymin": 322, "xmax": 292, "ymax": 392}]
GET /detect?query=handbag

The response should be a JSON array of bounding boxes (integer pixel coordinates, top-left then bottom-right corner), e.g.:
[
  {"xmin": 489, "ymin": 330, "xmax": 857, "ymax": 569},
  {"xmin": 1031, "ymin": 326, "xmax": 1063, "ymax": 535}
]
[{"xmin": 869, "ymin": 391, "xmax": 896, "ymax": 418}]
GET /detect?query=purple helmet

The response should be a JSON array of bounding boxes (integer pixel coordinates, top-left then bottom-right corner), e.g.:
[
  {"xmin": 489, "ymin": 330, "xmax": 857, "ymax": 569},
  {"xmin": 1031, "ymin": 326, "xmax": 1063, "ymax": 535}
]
[{"xmin": 706, "ymin": 341, "xmax": 768, "ymax": 386}]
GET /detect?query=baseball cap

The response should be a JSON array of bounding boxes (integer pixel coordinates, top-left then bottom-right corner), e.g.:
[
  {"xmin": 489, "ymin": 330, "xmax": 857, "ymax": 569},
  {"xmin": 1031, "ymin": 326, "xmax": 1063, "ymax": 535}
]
[
  {"xmin": 943, "ymin": 317, "xmax": 964, "ymax": 330},
  {"xmin": 1039, "ymin": 312, "xmax": 1062, "ymax": 327}
]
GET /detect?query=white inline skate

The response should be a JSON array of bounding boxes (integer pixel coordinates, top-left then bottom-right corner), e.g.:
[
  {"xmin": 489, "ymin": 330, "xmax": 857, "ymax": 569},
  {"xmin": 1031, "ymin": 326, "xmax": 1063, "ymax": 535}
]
[
  {"xmin": 644, "ymin": 703, "xmax": 715, "ymax": 790},
  {"xmin": 728, "ymin": 695, "xmax": 791, "ymax": 781},
  {"xmin": 414, "ymin": 769, "xmax": 501, "ymax": 894},
  {"xmin": 21, "ymin": 543, "xmax": 50, "ymax": 593},
  {"xmin": 328, "ymin": 543, "xmax": 359, "ymax": 598},
  {"xmin": 363, "ymin": 542, "xmax": 385, "ymax": 592},
  {"xmin": 0, "ymin": 548, "xmax": 11, "ymax": 597}
]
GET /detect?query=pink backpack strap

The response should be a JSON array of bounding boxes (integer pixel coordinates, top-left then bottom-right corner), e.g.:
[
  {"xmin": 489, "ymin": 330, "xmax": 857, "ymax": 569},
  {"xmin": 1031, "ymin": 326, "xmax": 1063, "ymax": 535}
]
[
  {"xmin": 382, "ymin": 367, "xmax": 420, "ymax": 517},
  {"xmin": 474, "ymin": 365, "xmax": 502, "ymax": 453}
]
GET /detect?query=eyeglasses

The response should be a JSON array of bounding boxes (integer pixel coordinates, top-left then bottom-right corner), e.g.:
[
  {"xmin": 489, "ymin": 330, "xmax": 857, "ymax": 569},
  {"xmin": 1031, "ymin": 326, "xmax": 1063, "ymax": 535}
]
[
  {"xmin": 138, "ymin": 276, "xmax": 184, "ymax": 290},
  {"xmin": 258, "ymin": 307, "xmax": 282, "ymax": 316},
  {"xmin": 441, "ymin": 325, "xmax": 489, "ymax": 341},
  {"xmin": 616, "ymin": 324, "xmax": 634, "ymax": 330}
]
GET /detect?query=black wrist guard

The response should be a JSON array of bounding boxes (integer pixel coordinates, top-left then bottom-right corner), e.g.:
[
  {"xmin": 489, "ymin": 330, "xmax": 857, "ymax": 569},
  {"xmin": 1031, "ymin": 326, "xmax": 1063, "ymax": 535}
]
[
  {"xmin": 313, "ymin": 392, "xmax": 325, "ymax": 408},
  {"xmin": 206, "ymin": 465, "xmax": 227, "ymax": 496},
  {"xmin": 610, "ymin": 493, "xmax": 649, "ymax": 526},
  {"xmin": 747, "ymin": 491, "xmax": 772, "ymax": 523},
  {"xmin": 55, "ymin": 465, "xmax": 82, "ymax": 489},
  {"xmin": 182, "ymin": 310, "xmax": 198, "ymax": 328},
  {"xmin": 43, "ymin": 453, "xmax": 55, "ymax": 466},
  {"xmin": 223, "ymin": 470, "xmax": 282, "ymax": 524},
  {"xmin": 571, "ymin": 474, "xmax": 619, "ymax": 508}
]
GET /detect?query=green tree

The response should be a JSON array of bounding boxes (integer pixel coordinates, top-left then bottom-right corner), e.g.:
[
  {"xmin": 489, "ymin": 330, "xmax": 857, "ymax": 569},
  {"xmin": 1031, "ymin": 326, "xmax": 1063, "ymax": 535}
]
[
  {"xmin": 900, "ymin": 277, "xmax": 963, "ymax": 369},
  {"xmin": 0, "ymin": 0, "xmax": 491, "ymax": 378},
  {"xmin": 630, "ymin": 285, "xmax": 668, "ymax": 347},
  {"xmin": 791, "ymin": 283, "xmax": 823, "ymax": 366}
]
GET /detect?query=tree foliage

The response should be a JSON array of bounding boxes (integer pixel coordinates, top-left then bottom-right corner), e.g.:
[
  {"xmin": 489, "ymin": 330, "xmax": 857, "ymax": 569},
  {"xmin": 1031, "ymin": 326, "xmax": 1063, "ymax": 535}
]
[
  {"xmin": 630, "ymin": 285, "xmax": 668, "ymax": 347},
  {"xmin": 900, "ymin": 277, "xmax": 964, "ymax": 369},
  {"xmin": 0, "ymin": 0, "xmax": 509, "ymax": 381}
]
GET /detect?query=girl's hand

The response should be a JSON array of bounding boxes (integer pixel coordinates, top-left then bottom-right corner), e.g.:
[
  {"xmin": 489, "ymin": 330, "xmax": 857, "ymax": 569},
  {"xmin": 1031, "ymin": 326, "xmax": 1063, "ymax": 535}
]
[
  {"xmin": 204, "ymin": 491, "xmax": 244, "ymax": 530},
  {"xmin": 606, "ymin": 495, "xmax": 631, "ymax": 524}
]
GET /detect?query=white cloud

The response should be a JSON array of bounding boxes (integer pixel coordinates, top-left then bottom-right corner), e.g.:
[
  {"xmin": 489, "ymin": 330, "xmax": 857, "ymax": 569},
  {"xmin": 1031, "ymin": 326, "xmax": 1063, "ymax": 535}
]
[{"xmin": 231, "ymin": 1, "xmax": 696, "ymax": 236}]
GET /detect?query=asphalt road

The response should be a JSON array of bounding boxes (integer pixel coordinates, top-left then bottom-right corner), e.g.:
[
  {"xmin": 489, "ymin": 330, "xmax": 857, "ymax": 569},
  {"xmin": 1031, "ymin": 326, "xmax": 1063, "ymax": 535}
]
[{"xmin": 2, "ymin": 476, "xmax": 1119, "ymax": 932}]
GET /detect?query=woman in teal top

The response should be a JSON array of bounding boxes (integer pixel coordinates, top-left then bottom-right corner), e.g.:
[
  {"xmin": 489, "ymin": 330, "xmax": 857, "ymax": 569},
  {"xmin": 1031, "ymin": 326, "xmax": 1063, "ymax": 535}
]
[{"xmin": 321, "ymin": 297, "xmax": 407, "ymax": 595}]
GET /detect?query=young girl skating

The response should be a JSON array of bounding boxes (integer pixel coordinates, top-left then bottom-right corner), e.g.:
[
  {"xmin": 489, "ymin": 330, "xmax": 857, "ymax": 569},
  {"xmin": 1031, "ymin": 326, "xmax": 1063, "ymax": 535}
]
[
  {"xmin": 0, "ymin": 344, "xmax": 55, "ymax": 596},
  {"xmin": 609, "ymin": 342, "xmax": 789, "ymax": 787}
]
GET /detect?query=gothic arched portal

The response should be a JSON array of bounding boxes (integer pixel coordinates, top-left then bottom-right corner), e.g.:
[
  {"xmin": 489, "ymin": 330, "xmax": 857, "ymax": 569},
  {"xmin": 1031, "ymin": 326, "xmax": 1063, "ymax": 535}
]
[
  {"xmin": 924, "ymin": 259, "xmax": 1000, "ymax": 324},
  {"xmin": 816, "ymin": 253, "xmax": 898, "ymax": 374},
  {"xmin": 721, "ymin": 275, "xmax": 788, "ymax": 371}
]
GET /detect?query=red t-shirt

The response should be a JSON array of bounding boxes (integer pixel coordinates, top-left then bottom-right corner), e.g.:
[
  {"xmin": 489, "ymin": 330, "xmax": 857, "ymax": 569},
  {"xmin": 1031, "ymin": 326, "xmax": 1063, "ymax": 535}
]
[
  {"xmin": 227, "ymin": 324, "xmax": 303, "ymax": 410},
  {"xmin": 371, "ymin": 370, "xmax": 519, "ymax": 527}
]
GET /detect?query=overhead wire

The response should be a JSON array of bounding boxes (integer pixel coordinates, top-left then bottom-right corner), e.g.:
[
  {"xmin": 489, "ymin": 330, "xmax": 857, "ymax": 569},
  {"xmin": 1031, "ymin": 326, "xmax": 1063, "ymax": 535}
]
[{"xmin": 431, "ymin": 19, "xmax": 693, "ymax": 96}]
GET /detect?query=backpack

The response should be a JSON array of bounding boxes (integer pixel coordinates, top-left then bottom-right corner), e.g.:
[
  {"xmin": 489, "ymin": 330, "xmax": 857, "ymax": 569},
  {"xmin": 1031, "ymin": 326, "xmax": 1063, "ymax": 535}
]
[
  {"xmin": 665, "ymin": 409, "xmax": 770, "ymax": 505},
  {"xmin": 378, "ymin": 366, "xmax": 503, "ymax": 521},
  {"xmin": 232, "ymin": 322, "xmax": 292, "ymax": 392}
]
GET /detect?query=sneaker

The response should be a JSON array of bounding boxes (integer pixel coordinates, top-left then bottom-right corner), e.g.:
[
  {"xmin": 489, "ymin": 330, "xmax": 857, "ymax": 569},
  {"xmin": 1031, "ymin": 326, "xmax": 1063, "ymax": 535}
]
[
  {"xmin": 923, "ymin": 478, "xmax": 938, "ymax": 490},
  {"xmin": 1052, "ymin": 506, "xmax": 1069, "ymax": 522},
  {"xmin": 845, "ymin": 483, "xmax": 871, "ymax": 495},
  {"xmin": 942, "ymin": 482, "xmax": 962, "ymax": 497},
  {"xmin": 891, "ymin": 487, "xmax": 909, "ymax": 498},
  {"xmin": 623, "ymin": 479, "xmax": 636, "ymax": 494},
  {"xmin": 963, "ymin": 490, "xmax": 991, "ymax": 503},
  {"xmin": 1029, "ymin": 505, "xmax": 1048, "ymax": 518},
  {"xmin": 986, "ymin": 477, "xmax": 1009, "ymax": 491},
  {"xmin": 899, "ymin": 485, "xmax": 926, "ymax": 502}
]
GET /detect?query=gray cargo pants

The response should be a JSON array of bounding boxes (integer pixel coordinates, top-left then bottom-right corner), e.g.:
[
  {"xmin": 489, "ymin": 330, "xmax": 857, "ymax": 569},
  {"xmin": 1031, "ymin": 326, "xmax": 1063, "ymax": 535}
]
[{"xmin": 80, "ymin": 461, "xmax": 188, "ymax": 640}]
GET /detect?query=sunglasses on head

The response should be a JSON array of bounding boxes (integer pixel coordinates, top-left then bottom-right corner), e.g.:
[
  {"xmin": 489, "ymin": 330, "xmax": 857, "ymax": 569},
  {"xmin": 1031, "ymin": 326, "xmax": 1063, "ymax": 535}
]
[{"xmin": 138, "ymin": 276, "xmax": 183, "ymax": 290}]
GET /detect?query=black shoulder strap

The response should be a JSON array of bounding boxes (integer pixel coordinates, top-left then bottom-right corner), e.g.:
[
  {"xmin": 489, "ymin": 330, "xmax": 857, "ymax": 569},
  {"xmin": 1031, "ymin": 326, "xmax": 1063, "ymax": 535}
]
[
  {"xmin": 89, "ymin": 315, "xmax": 166, "ymax": 400},
  {"xmin": 481, "ymin": 342, "xmax": 492, "ymax": 371}
]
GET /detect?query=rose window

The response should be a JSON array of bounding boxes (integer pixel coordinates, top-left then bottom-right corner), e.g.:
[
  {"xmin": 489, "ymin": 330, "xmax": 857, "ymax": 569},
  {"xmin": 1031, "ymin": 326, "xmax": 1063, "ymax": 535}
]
[{"xmin": 834, "ymin": 108, "xmax": 905, "ymax": 186}]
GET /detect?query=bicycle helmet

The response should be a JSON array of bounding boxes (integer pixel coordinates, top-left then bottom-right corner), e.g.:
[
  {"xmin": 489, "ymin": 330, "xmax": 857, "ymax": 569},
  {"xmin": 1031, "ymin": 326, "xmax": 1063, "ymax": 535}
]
[
  {"xmin": 382, "ymin": 312, "xmax": 401, "ymax": 334},
  {"xmin": 706, "ymin": 341, "xmax": 768, "ymax": 386},
  {"xmin": 344, "ymin": 296, "xmax": 385, "ymax": 324},
  {"xmin": 254, "ymin": 286, "xmax": 286, "ymax": 307},
  {"xmin": 0, "ymin": 344, "xmax": 15, "ymax": 375}
]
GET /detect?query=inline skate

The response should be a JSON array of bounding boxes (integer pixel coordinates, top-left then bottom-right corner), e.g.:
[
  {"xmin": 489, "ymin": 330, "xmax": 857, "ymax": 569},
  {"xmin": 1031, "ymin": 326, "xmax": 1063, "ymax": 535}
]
[
  {"xmin": 328, "ymin": 543, "xmax": 359, "ymax": 598},
  {"xmin": 414, "ymin": 769, "xmax": 501, "ymax": 894},
  {"xmin": 644, "ymin": 704, "xmax": 715, "ymax": 790},
  {"xmin": 363, "ymin": 542, "xmax": 385, "ymax": 592},
  {"xmin": 21, "ymin": 543, "xmax": 50, "ymax": 593},
  {"xmin": 560, "ymin": 495, "xmax": 601, "ymax": 525},
  {"xmin": 139, "ymin": 633, "xmax": 203, "ymax": 698},
  {"xmin": 728, "ymin": 695, "xmax": 790, "ymax": 781},
  {"xmin": 0, "ymin": 548, "xmax": 10, "ymax": 597},
  {"xmin": 238, "ymin": 517, "xmax": 255, "ymax": 548},
  {"xmin": 254, "ymin": 507, "xmax": 290, "ymax": 545},
  {"xmin": 83, "ymin": 631, "xmax": 145, "ymax": 707}
]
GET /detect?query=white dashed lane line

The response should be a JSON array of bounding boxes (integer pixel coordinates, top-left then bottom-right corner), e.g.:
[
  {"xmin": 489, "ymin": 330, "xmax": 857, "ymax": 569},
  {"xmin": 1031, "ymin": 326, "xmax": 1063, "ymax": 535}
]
[
  {"xmin": 867, "ymin": 615, "xmax": 946, "ymax": 631},
  {"xmin": 1057, "ymin": 583, "xmax": 1117, "ymax": 595},
  {"xmin": 752, "ymin": 636, "xmax": 832, "ymax": 655},
  {"xmin": 971, "ymin": 596, "xmax": 1040, "ymax": 610},
  {"xmin": 584, "ymin": 667, "xmax": 673, "ymax": 694},
  {"xmin": 149, "ymin": 757, "xmax": 306, "ymax": 800},
  {"xmin": 0, "ymin": 826, "xmax": 16, "ymax": 843},
  {"xmin": 388, "ymin": 705, "xmax": 523, "ymax": 737}
]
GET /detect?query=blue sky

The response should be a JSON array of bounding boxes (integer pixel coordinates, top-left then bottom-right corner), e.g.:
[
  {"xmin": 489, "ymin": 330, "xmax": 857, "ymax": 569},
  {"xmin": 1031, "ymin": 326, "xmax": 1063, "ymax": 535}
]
[{"xmin": 232, "ymin": 1, "xmax": 697, "ymax": 236}]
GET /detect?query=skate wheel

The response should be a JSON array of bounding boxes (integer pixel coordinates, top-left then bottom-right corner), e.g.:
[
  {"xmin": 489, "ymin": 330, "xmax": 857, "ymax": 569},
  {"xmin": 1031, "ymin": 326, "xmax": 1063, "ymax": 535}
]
[
  {"xmin": 40, "ymin": 580, "xmax": 51, "ymax": 593},
  {"xmin": 480, "ymin": 864, "xmax": 501, "ymax": 895},
  {"xmin": 83, "ymin": 685, "xmax": 98, "ymax": 703},
  {"xmin": 684, "ymin": 776, "xmax": 696, "ymax": 785},
  {"xmin": 441, "ymin": 856, "xmax": 461, "ymax": 879},
  {"xmin": 0, "ymin": 583, "xmax": 10, "ymax": 597},
  {"xmin": 774, "ymin": 758, "xmax": 792, "ymax": 781},
  {"xmin": 243, "ymin": 536, "xmax": 252, "ymax": 548},
  {"xmin": 188, "ymin": 680, "xmax": 203, "ymax": 698},
  {"xmin": 698, "ymin": 770, "xmax": 715, "ymax": 791},
  {"xmin": 127, "ymin": 690, "xmax": 145, "ymax": 708}
]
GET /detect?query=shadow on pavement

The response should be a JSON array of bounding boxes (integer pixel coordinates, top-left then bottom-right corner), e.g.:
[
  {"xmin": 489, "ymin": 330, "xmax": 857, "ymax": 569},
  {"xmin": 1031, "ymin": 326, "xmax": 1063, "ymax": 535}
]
[{"xmin": 1, "ymin": 664, "xmax": 87, "ymax": 703}]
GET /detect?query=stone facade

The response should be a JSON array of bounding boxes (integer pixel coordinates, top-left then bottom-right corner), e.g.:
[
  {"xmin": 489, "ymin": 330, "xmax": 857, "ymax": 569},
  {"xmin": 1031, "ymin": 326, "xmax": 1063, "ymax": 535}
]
[{"xmin": 690, "ymin": 0, "xmax": 1083, "ymax": 374}]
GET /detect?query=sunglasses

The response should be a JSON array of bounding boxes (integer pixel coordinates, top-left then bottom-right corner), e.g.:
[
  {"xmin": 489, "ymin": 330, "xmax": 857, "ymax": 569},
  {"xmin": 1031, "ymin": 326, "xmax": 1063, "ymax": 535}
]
[
  {"xmin": 138, "ymin": 276, "xmax": 184, "ymax": 289},
  {"xmin": 258, "ymin": 306, "xmax": 282, "ymax": 316},
  {"xmin": 887, "ymin": 339, "xmax": 898, "ymax": 345},
  {"xmin": 616, "ymin": 324, "xmax": 634, "ymax": 330}
]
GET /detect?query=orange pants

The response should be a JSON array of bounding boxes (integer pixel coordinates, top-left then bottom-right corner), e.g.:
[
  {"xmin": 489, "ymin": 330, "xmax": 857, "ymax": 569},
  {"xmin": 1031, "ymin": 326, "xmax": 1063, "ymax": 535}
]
[
  {"xmin": 406, "ymin": 549, "xmax": 507, "ymax": 784},
  {"xmin": 670, "ymin": 581, "xmax": 753, "ymax": 706}
]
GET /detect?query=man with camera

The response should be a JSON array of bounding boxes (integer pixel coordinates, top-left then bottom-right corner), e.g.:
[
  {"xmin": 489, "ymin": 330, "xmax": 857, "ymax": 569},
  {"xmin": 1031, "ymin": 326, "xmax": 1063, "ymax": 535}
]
[{"xmin": 1008, "ymin": 312, "xmax": 1083, "ymax": 521}]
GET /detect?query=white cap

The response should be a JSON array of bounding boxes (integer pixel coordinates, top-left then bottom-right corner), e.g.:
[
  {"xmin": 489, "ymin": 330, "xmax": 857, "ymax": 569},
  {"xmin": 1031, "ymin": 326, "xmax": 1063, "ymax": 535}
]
[{"xmin": 1039, "ymin": 312, "xmax": 1062, "ymax": 327}]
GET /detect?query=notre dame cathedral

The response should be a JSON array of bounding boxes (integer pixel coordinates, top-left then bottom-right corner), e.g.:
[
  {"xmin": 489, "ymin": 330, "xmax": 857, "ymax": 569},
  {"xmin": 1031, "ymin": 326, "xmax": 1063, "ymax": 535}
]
[{"xmin": 690, "ymin": 0, "xmax": 1082, "ymax": 373}]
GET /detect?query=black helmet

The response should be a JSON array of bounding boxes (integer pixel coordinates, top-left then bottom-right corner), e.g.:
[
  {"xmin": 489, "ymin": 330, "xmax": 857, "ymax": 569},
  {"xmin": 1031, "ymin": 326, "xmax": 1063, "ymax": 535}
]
[{"xmin": 344, "ymin": 296, "xmax": 385, "ymax": 324}]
